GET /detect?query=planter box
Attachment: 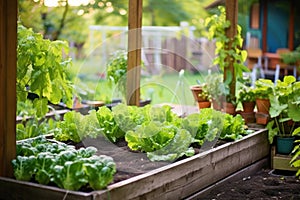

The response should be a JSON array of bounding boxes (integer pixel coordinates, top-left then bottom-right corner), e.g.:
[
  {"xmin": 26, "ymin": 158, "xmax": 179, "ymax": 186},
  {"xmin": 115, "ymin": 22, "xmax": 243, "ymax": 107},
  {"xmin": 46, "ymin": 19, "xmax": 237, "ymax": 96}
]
[
  {"xmin": 0, "ymin": 129, "xmax": 269, "ymax": 200},
  {"xmin": 271, "ymin": 146, "xmax": 299, "ymax": 171}
]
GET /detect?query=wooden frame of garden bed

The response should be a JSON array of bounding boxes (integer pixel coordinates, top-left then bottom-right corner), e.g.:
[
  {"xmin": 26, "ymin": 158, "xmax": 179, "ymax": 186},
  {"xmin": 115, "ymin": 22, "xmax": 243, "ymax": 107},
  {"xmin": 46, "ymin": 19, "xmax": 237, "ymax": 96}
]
[{"xmin": 0, "ymin": 129, "xmax": 269, "ymax": 200}]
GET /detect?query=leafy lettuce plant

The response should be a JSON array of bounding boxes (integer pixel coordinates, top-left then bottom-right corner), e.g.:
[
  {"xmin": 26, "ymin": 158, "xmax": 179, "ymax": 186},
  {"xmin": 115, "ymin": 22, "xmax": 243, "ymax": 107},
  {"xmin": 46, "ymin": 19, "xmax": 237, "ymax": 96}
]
[
  {"xmin": 182, "ymin": 108, "xmax": 224, "ymax": 145},
  {"xmin": 96, "ymin": 106, "xmax": 126, "ymax": 142}
]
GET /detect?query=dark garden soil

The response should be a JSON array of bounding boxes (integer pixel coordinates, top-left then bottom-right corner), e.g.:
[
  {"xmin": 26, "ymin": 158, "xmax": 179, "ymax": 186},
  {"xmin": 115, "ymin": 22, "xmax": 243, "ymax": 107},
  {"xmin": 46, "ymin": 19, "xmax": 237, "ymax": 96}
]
[{"xmin": 200, "ymin": 169, "xmax": 300, "ymax": 200}]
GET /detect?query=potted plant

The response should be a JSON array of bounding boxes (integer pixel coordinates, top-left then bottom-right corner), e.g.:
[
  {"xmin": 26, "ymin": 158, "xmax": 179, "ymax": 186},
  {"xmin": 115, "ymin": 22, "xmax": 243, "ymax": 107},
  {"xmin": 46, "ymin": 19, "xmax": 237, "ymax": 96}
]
[
  {"xmin": 252, "ymin": 78, "xmax": 273, "ymax": 124},
  {"xmin": 190, "ymin": 83, "xmax": 211, "ymax": 109},
  {"xmin": 236, "ymin": 84, "xmax": 256, "ymax": 123},
  {"xmin": 205, "ymin": 74, "xmax": 226, "ymax": 111},
  {"xmin": 205, "ymin": 6, "xmax": 249, "ymax": 114},
  {"xmin": 238, "ymin": 85, "xmax": 256, "ymax": 113},
  {"xmin": 266, "ymin": 76, "xmax": 300, "ymax": 154}
]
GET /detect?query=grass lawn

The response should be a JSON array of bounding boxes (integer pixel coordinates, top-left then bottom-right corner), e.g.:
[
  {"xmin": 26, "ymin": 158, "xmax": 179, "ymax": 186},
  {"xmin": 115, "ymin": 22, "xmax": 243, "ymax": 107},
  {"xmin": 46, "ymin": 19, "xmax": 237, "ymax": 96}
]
[{"xmin": 71, "ymin": 59, "xmax": 211, "ymax": 105}]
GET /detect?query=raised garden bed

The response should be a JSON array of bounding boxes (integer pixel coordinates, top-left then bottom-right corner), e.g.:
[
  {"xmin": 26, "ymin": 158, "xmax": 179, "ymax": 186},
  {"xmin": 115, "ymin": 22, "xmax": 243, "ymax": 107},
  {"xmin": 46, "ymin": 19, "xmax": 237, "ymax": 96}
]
[{"xmin": 0, "ymin": 128, "xmax": 269, "ymax": 200}]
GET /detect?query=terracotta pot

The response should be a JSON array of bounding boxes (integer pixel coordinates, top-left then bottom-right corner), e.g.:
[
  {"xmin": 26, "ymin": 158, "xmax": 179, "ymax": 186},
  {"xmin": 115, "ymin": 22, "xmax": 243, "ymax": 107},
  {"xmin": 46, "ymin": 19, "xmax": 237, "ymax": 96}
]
[
  {"xmin": 190, "ymin": 85, "xmax": 207, "ymax": 102},
  {"xmin": 239, "ymin": 111, "xmax": 256, "ymax": 124},
  {"xmin": 223, "ymin": 102, "xmax": 236, "ymax": 115},
  {"xmin": 242, "ymin": 101, "xmax": 255, "ymax": 113},
  {"xmin": 212, "ymin": 98, "xmax": 222, "ymax": 111},
  {"xmin": 197, "ymin": 101, "xmax": 211, "ymax": 109},
  {"xmin": 256, "ymin": 98, "xmax": 270, "ymax": 114},
  {"xmin": 255, "ymin": 112, "xmax": 270, "ymax": 125}
]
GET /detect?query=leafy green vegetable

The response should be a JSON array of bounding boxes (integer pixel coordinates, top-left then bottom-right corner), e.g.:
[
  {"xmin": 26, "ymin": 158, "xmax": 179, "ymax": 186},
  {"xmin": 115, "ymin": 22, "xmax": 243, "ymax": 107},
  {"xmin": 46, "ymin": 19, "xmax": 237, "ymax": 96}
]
[
  {"xmin": 17, "ymin": 117, "xmax": 58, "ymax": 140},
  {"xmin": 12, "ymin": 137, "xmax": 116, "ymax": 191},
  {"xmin": 17, "ymin": 24, "xmax": 75, "ymax": 118},
  {"xmin": 12, "ymin": 155, "xmax": 36, "ymax": 181},
  {"xmin": 54, "ymin": 111, "xmax": 82, "ymax": 143},
  {"xmin": 125, "ymin": 121, "xmax": 176, "ymax": 152},
  {"xmin": 96, "ymin": 106, "xmax": 125, "ymax": 142},
  {"xmin": 35, "ymin": 152, "xmax": 55, "ymax": 185},
  {"xmin": 52, "ymin": 160, "xmax": 88, "ymax": 191},
  {"xmin": 84, "ymin": 155, "xmax": 116, "ymax": 190},
  {"xmin": 182, "ymin": 108, "xmax": 224, "ymax": 144},
  {"xmin": 147, "ymin": 128, "xmax": 195, "ymax": 162},
  {"xmin": 220, "ymin": 114, "xmax": 247, "ymax": 141}
]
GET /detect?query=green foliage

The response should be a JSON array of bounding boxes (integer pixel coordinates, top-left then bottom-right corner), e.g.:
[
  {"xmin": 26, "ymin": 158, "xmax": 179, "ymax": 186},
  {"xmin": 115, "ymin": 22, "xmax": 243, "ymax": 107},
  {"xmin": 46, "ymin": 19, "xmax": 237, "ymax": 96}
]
[
  {"xmin": 147, "ymin": 128, "xmax": 195, "ymax": 162},
  {"xmin": 11, "ymin": 155, "xmax": 37, "ymax": 181},
  {"xmin": 221, "ymin": 114, "xmax": 249, "ymax": 141},
  {"xmin": 290, "ymin": 128, "xmax": 300, "ymax": 178},
  {"xmin": 125, "ymin": 121, "xmax": 177, "ymax": 152},
  {"xmin": 266, "ymin": 76, "xmax": 300, "ymax": 144},
  {"xmin": 16, "ymin": 117, "xmax": 57, "ymax": 140},
  {"xmin": 12, "ymin": 137, "xmax": 116, "ymax": 191},
  {"xmin": 96, "ymin": 106, "xmax": 126, "ymax": 142},
  {"xmin": 253, "ymin": 78, "xmax": 273, "ymax": 99},
  {"xmin": 281, "ymin": 46, "xmax": 300, "ymax": 65},
  {"xmin": 237, "ymin": 84, "xmax": 256, "ymax": 103},
  {"xmin": 204, "ymin": 74, "xmax": 227, "ymax": 104},
  {"xmin": 205, "ymin": 6, "xmax": 249, "ymax": 82},
  {"xmin": 54, "ymin": 110, "xmax": 101, "ymax": 143},
  {"xmin": 17, "ymin": 24, "xmax": 75, "ymax": 118},
  {"xmin": 106, "ymin": 50, "xmax": 128, "ymax": 97},
  {"xmin": 183, "ymin": 108, "xmax": 248, "ymax": 144}
]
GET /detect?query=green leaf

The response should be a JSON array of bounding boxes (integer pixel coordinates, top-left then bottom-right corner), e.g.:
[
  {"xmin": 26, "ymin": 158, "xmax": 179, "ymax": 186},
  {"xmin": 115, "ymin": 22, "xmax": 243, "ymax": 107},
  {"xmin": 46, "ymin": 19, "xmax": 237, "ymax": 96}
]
[
  {"xmin": 33, "ymin": 98, "xmax": 49, "ymax": 118},
  {"xmin": 147, "ymin": 129, "xmax": 194, "ymax": 162},
  {"xmin": 292, "ymin": 127, "xmax": 300, "ymax": 136},
  {"xmin": 288, "ymin": 102, "xmax": 300, "ymax": 121}
]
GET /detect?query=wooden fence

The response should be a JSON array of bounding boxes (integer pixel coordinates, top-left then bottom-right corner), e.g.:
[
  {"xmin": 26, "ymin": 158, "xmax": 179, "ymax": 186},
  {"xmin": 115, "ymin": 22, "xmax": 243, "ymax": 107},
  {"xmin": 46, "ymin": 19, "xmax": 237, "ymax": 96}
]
[{"xmin": 88, "ymin": 25, "xmax": 215, "ymax": 74}]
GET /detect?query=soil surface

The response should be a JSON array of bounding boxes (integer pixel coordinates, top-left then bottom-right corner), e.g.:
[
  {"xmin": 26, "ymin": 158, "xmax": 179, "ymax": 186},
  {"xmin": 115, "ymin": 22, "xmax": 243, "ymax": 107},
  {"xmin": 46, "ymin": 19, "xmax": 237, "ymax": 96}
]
[{"xmin": 200, "ymin": 169, "xmax": 300, "ymax": 200}]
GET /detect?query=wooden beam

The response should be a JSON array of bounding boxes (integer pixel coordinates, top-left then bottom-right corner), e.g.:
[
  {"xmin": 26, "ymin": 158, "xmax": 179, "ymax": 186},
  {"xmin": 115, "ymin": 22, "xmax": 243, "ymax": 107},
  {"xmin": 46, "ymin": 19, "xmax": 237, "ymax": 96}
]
[
  {"xmin": 288, "ymin": 0, "xmax": 295, "ymax": 50},
  {"xmin": 262, "ymin": 0, "xmax": 268, "ymax": 53},
  {"xmin": 127, "ymin": 0, "xmax": 143, "ymax": 106},
  {"xmin": 225, "ymin": 0, "xmax": 238, "ymax": 98},
  {"xmin": 0, "ymin": 0, "xmax": 17, "ymax": 177}
]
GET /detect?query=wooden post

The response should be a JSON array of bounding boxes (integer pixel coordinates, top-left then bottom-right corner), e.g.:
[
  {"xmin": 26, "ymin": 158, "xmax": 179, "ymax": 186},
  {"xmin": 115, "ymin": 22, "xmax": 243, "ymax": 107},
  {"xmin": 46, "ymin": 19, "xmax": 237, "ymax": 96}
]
[
  {"xmin": 262, "ymin": 0, "xmax": 268, "ymax": 53},
  {"xmin": 225, "ymin": 0, "xmax": 238, "ymax": 98},
  {"xmin": 127, "ymin": 0, "xmax": 143, "ymax": 106},
  {"xmin": 288, "ymin": 1, "xmax": 295, "ymax": 50},
  {"xmin": 0, "ymin": 0, "xmax": 17, "ymax": 177}
]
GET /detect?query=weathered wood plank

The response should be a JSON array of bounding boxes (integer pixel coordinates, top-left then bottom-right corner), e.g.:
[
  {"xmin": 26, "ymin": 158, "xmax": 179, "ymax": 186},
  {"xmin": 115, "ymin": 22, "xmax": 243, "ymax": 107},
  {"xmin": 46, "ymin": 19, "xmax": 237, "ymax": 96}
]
[
  {"xmin": 272, "ymin": 154, "xmax": 298, "ymax": 171},
  {"xmin": 0, "ymin": 177, "xmax": 92, "ymax": 200},
  {"xmin": 94, "ymin": 129, "xmax": 269, "ymax": 200},
  {"xmin": 0, "ymin": 0, "xmax": 17, "ymax": 177}
]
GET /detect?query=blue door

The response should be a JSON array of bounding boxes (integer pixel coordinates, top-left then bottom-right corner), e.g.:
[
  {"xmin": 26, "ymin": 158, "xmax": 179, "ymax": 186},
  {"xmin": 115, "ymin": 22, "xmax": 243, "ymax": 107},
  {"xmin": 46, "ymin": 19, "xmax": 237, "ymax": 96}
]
[{"xmin": 267, "ymin": 1, "xmax": 290, "ymax": 52}]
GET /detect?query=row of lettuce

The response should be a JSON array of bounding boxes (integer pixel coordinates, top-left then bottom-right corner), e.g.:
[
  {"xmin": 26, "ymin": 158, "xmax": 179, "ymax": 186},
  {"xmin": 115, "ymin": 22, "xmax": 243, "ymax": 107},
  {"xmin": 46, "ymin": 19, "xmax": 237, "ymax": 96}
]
[{"xmin": 14, "ymin": 104, "xmax": 252, "ymax": 191}]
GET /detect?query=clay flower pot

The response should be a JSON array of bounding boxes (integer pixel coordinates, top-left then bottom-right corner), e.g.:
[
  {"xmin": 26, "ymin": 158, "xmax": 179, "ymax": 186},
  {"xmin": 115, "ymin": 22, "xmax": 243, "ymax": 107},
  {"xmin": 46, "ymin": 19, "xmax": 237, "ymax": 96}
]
[
  {"xmin": 242, "ymin": 101, "xmax": 255, "ymax": 113},
  {"xmin": 212, "ymin": 98, "xmax": 222, "ymax": 111},
  {"xmin": 256, "ymin": 98, "xmax": 270, "ymax": 114},
  {"xmin": 255, "ymin": 112, "xmax": 270, "ymax": 125},
  {"xmin": 223, "ymin": 102, "xmax": 236, "ymax": 115},
  {"xmin": 190, "ymin": 85, "xmax": 208, "ymax": 102},
  {"xmin": 197, "ymin": 101, "xmax": 211, "ymax": 109}
]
